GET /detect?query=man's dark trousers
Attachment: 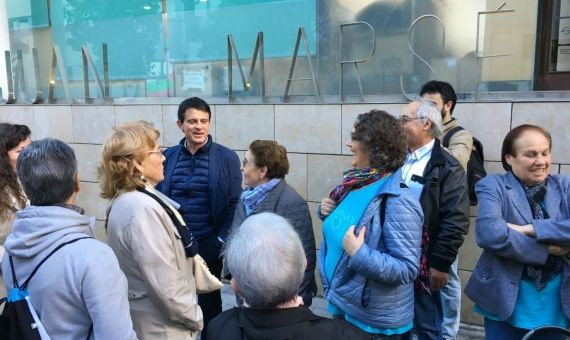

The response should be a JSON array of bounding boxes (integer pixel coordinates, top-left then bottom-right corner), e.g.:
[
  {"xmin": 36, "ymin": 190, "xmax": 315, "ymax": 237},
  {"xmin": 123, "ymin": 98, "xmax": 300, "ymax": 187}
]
[{"xmin": 198, "ymin": 233, "xmax": 223, "ymax": 340}]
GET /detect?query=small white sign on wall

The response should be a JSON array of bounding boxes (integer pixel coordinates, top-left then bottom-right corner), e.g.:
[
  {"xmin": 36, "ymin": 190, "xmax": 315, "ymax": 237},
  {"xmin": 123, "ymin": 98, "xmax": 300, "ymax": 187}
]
[{"xmin": 182, "ymin": 70, "xmax": 205, "ymax": 91}]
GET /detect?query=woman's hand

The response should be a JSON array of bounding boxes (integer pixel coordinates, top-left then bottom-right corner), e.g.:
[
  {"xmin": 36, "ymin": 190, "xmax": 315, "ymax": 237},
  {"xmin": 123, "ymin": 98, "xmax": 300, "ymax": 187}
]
[
  {"xmin": 320, "ymin": 198, "xmax": 338, "ymax": 217},
  {"xmin": 507, "ymin": 223, "xmax": 536, "ymax": 237},
  {"xmin": 342, "ymin": 226, "xmax": 366, "ymax": 257},
  {"xmin": 548, "ymin": 245, "xmax": 570, "ymax": 256}
]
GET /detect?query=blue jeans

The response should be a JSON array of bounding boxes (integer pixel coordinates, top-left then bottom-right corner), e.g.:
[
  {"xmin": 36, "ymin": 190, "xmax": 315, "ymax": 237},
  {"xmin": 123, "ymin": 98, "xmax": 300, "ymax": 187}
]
[
  {"xmin": 484, "ymin": 318, "xmax": 567, "ymax": 340},
  {"xmin": 440, "ymin": 258, "xmax": 461, "ymax": 339},
  {"xmin": 413, "ymin": 289, "xmax": 443, "ymax": 340}
]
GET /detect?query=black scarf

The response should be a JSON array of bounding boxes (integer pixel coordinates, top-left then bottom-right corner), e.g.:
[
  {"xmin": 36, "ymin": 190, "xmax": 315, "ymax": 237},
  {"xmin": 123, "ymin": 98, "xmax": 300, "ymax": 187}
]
[
  {"xmin": 136, "ymin": 187, "xmax": 199, "ymax": 258},
  {"xmin": 520, "ymin": 179, "xmax": 563, "ymax": 290}
]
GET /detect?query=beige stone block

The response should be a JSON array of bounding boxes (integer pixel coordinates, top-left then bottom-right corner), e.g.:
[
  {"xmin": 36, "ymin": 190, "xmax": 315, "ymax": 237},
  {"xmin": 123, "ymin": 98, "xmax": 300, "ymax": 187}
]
[
  {"xmin": 71, "ymin": 105, "xmax": 115, "ymax": 144},
  {"xmin": 561, "ymin": 165, "xmax": 570, "ymax": 175},
  {"xmin": 161, "ymin": 104, "xmax": 217, "ymax": 147},
  {"xmin": 341, "ymin": 104, "xmax": 405, "ymax": 155},
  {"xmin": 215, "ymin": 105, "xmax": 273, "ymax": 150},
  {"xmin": 459, "ymin": 217, "xmax": 482, "ymax": 272},
  {"xmin": 454, "ymin": 103, "xmax": 512, "ymax": 162},
  {"xmin": 286, "ymin": 153, "xmax": 307, "ymax": 200},
  {"xmin": 0, "ymin": 105, "xmax": 35, "ymax": 128},
  {"xmin": 275, "ymin": 105, "xmax": 341, "ymax": 154},
  {"xmin": 307, "ymin": 154, "xmax": 352, "ymax": 202},
  {"xmin": 93, "ymin": 219, "xmax": 108, "ymax": 244},
  {"xmin": 76, "ymin": 181, "xmax": 107, "ymax": 220},
  {"xmin": 33, "ymin": 105, "xmax": 73, "ymax": 142},
  {"xmin": 459, "ymin": 270, "xmax": 484, "ymax": 326},
  {"xmin": 484, "ymin": 161, "xmax": 504, "ymax": 175},
  {"xmin": 308, "ymin": 202, "xmax": 323, "ymax": 250},
  {"xmin": 71, "ymin": 144, "xmax": 102, "ymax": 183},
  {"xmin": 115, "ymin": 105, "xmax": 163, "ymax": 145},
  {"xmin": 512, "ymin": 102, "xmax": 570, "ymax": 164}
]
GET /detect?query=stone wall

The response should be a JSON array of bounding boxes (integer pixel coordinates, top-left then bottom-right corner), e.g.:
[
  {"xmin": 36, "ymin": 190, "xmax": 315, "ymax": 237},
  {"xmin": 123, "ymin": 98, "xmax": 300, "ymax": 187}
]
[{"xmin": 2, "ymin": 101, "xmax": 570, "ymax": 326}]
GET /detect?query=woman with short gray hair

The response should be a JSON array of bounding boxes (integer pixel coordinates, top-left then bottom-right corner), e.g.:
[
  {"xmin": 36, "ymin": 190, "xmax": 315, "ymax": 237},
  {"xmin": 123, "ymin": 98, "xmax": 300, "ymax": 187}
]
[{"xmin": 207, "ymin": 212, "xmax": 369, "ymax": 339}]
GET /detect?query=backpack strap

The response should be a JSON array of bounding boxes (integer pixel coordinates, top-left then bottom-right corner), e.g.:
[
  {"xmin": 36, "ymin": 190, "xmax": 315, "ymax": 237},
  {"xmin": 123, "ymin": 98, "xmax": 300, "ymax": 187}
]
[
  {"xmin": 442, "ymin": 126, "xmax": 465, "ymax": 148},
  {"xmin": 16, "ymin": 237, "xmax": 92, "ymax": 290},
  {"xmin": 8, "ymin": 255, "xmax": 19, "ymax": 289}
]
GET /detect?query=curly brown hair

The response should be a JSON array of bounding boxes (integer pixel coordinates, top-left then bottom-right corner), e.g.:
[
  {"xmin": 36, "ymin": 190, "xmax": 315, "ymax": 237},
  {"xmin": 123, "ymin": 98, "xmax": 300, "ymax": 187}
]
[
  {"xmin": 249, "ymin": 140, "xmax": 289, "ymax": 179},
  {"xmin": 0, "ymin": 123, "xmax": 31, "ymax": 221},
  {"xmin": 352, "ymin": 110, "xmax": 407, "ymax": 171}
]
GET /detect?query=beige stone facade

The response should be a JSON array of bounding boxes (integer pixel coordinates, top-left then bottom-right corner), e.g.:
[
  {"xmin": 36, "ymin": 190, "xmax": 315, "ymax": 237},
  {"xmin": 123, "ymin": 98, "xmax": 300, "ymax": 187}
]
[{"xmin": 2, "ymin": 101, "xmax": 570, "ymax": 326}]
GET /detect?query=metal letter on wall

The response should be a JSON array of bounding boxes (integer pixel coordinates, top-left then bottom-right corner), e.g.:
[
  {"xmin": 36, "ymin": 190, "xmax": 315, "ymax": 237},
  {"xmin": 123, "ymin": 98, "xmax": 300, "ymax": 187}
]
[
  {"xmin": 227, "ymin": 32, "xmax": 265, "ymax": 102},
  {"xmin": 475, "ymin": 2, "xmax": 515, "ymax": 94},
  {"xmin": 400, "ymin": 15, "xmax": 445, "ymax": 101},
  {"xmin": 11, "ymin": 49, "xmax": 44, "ymax": 104},
  {"xmin": 4, "ymin": 51, "xmax": 15, "ymax": 104},
  {"xmin": 339, "ymin": 22, "xmax": 375, "ymax": 101},
  {"xmin": 48, "ymin": 45, "xmax": 71, "ymax": 104},
  {"xmin": 2, "ymin": 49, "xmax": 44, "ymax": 104},
  {"xmin": 283, "ymin": 27, "xmax": 320, "ymax": 102},
  {"xmin": 82, "ymin": 43, "xmax": 111, "ymax": 103}
]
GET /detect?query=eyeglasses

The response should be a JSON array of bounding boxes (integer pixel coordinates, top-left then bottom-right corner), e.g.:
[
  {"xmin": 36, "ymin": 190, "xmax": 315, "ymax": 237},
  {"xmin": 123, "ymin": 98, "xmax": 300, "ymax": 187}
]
[
  {"xmin": 398, "ymin": 115, "xmax": 422, "ymax": 123},
  {"xmin": 147, "ymin": 147, "xmax": 166, "ymax": 156},
  {"xmin": 242, "ymin": 159, "xmax": 254, "ymax": 167}
]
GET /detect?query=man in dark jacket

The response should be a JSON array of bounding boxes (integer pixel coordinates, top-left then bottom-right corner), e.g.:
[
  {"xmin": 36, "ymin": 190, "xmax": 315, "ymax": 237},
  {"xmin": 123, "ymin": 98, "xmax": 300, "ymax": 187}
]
[
  {"xmin": 156, "ymin": 97, "xmax": 242, "ymax": 338},
  {"xmin": 400, "ymin": 100, "xmax": 469, "ymax": 340},
  {"xmin": 208, "ymin": 212, "xmax": 368, "ymax": 340}
]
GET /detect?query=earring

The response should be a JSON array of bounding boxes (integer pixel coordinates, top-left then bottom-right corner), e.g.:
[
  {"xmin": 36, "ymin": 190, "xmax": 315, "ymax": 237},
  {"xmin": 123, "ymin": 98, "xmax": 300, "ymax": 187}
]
[{"xmin": 140, "ymin": 174, "xmax": 145, "ymax": 181}]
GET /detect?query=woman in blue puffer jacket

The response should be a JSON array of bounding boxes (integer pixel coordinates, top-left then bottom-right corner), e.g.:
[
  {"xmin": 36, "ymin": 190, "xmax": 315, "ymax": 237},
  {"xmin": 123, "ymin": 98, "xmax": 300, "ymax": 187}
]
[{"xmin": 317, "ymin": 109, "xmax": 423, "ymax": 339}]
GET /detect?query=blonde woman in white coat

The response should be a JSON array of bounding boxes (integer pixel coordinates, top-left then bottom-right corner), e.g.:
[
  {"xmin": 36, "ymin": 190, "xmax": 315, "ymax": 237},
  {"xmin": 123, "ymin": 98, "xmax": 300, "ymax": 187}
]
[{"xmin": 99, "ymin": 121, "xmax": 203, "ymax": 339}]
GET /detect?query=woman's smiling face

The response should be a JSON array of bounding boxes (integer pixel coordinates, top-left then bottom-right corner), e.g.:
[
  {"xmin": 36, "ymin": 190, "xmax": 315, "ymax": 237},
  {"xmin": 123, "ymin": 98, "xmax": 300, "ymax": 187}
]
[
  {"xmin": 506, "ymin": 129, "xmax": 551, "ymax": 186},
  {"xmin": 347, "ymin": 128, "xmax": 370, "ymax": 169}
]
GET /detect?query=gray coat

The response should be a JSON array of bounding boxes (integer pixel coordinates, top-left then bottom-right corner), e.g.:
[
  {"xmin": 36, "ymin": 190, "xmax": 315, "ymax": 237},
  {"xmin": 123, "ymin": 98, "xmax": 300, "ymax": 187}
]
[
  {"xmin": 465, "ymin": 172, "xmax": 570, "ymax": 320},
  {"xmin": 230, "ymin": 180, "xmax": 317, "ymax": 305}
]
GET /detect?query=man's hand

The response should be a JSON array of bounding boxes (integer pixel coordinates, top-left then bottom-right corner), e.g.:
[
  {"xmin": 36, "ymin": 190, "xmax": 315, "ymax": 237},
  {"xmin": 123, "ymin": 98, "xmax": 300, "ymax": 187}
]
[
  {"xmin": 507, "ymin": 223, "xmax": 536, "ymax": 237},
  {"xmin": 548, "ymin": 245, "xmax": 570, "ymax": 256},
  {"xmin": 320, "ymin": 198, "xmax": 338, "ymax": 217},
  {"xmin": 429, "ymin": 268, "xmax": 449, "ymax": 291},
  {"xmin": 342, "ymin": 226, "xmax": 366, "ymax": 257}
]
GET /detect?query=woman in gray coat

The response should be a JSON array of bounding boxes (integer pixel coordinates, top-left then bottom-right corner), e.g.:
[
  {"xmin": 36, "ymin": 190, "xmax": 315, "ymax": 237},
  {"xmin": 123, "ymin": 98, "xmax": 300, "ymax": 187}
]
[
  {"xmin": 230, "ymin": 140, "xmax": 317, "ymax": 306},
  {"xmin": 100, "ymin": 121, "xmax": 203, "ymax": 339},
  {"xmin": 466, "ymin": 124, "xmax": 570, "ymax": 339}
]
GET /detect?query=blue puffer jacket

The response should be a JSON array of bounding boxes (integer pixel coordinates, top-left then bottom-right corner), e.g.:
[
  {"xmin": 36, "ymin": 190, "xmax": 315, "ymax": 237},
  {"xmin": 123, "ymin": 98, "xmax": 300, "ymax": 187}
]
[{"xmin": 318, "ymin": 171, "xmax": 423, "ymax": 328}]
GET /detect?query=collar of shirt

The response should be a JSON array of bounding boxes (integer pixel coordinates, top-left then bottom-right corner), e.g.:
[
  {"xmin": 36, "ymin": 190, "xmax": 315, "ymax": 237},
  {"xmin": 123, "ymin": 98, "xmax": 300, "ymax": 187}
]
[
  {"xmin": 402, "ymin": 139, "xmax": 435, "ymax": 185},
  {"xmin": 183, "ymin": 135, "xmax": 212, "ymax": 155},
  {"xmin": 407, "ymin": 138, "xmax": 435, "ymax": 163}
]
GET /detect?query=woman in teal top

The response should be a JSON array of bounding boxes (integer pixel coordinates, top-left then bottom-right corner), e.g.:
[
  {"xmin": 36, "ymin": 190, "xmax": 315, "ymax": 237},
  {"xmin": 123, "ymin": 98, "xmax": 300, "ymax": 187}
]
[
  {"xmin": 317, "ymin": 110, "xmax": 423, "ymax": 339},
  {"xmin": 465, "ymin": 124, "xmax": 570, "ymax": 340}
]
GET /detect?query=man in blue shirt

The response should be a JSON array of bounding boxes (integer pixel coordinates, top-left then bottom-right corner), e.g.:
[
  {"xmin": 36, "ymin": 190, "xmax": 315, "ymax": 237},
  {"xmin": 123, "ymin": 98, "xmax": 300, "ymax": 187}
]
[{"xmin": 157, "ymin": 97, "xmax": 242, "ymax": 338}]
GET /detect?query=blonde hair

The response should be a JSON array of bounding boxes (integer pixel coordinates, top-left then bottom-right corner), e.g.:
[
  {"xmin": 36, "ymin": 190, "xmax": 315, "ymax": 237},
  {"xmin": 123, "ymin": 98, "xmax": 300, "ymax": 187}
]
[{"xmin": 99, "ymin": 121, "xmax": 160, "ymax": 199}]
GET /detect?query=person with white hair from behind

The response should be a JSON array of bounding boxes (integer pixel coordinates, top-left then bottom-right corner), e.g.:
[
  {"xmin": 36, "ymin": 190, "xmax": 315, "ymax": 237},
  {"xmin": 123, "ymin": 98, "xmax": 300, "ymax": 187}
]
[{"xmin": 207, "ymin": 212, "xmax": 369, "ymax": 339}]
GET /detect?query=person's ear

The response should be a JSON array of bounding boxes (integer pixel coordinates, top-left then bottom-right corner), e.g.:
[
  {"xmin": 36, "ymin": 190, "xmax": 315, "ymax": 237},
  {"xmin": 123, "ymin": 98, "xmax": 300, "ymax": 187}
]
[
  {"xmin": 132, "ymin": 159, "xmax": 144, "ymax": 178},
  {"xmin": 177, "ymin": 120, "xmax": 183, "ymax": 131},
  {"xmin": 74, "ymin": 173, "xmax": 80, "ymax": 194},
  {"xmin": 505, "ymin": 154, "xmax": 514, "ymax": 167},
  {"xmin": 230, "ymin": 278, "xmax": 245, "ymax": 300},
  {"xmin": 259, "ymin": 166, "xmax": 268, "ymax": 179}
]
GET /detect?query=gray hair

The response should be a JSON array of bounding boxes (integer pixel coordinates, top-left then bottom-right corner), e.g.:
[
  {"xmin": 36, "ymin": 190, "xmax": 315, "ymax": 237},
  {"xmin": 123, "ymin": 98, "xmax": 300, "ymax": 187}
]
[
  {"xmin": 17, "ymin": 138, "xmax": 78, "ymax": 206},
  {"xmin": 416, "ymin": 100, "xmax": 443, "ymax": 139},
  {"xmin": 225, "ymin": 212, "xmax": 305, "ymax": 309}
]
